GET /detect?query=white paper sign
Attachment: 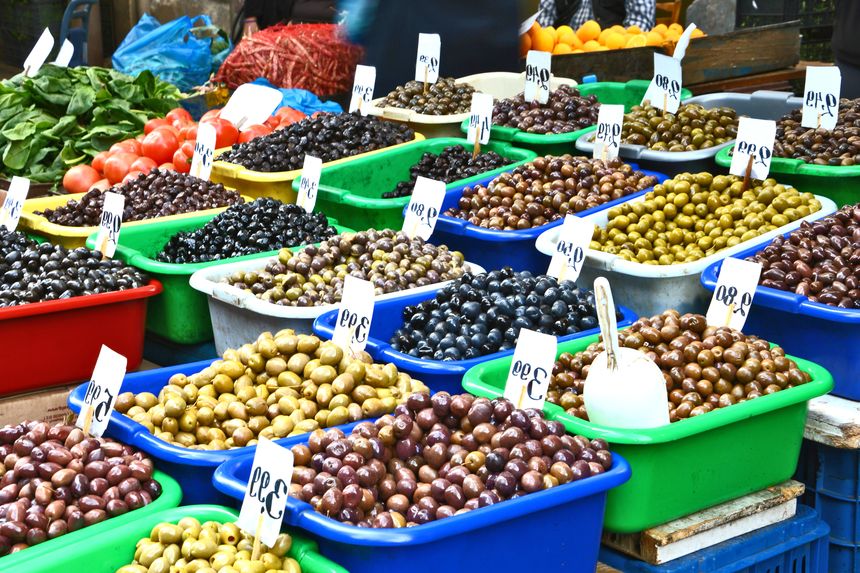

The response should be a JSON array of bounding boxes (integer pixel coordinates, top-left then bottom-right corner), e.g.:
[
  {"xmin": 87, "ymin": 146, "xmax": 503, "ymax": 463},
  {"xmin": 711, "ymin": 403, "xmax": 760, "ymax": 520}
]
[
  {"xmin": 503, "ymin": 329, "xmax": 558, "ymax": 410},
  {"xmin": 94, "ymin": 192, "xmax": 125, "ymax": 258},
  {"xmin": 0, "ymin": 176, "xmax": 30, "ymax": 232},
  {"xmin": 220, "ymin": 84, "xmax": 283, "ymax": 129},
  {"xmin": 593, "ymin": 104, "xmax": 625, "ymax": 161},
  {"xmin": 332, "ymin": 275, "xmax": 375, "ymax": 355},
  {"xmin": 296, "ymin": 155, "xmax": 322, "ymax": 213},
  {"xmin": 519, "ymin": 10, "xmax": 541, "ymax": 36},
  {"xmin": 190, "ymin": 122, "xmax": 216, "ymax": 181},
  {"xmin": 236, "ymin": 437, "xmax": 294, "ymax": 548},
  {"xmin": 802, "ymin": 66, "xmax": 841, "ymax": 131},
  {"xmin": 466, "ymin": 92, "xmax": 493, "ymax": 146},
  {"xmin": 524, "ymin": 50, "xmax": 552, "ymax": 104},
  {"xmin": 705, "ymin": 257, "xmax": 763, "ymax": 331},
  {"xmin": 672, "ymin": 23, "xmax": 697, "ymax": 61},
  {"xmin": 642, "ymin": 53, "xmax": 683, "ymax": 114},
  {"xmin": 349, "ymin": 65, "xmax": 376, "ymax": 114},
  {"xmin": 729, "ymin": 117, "xmax": 777, "ymax": 181},
  {"xmin": 76, "ymin": 345, "xmax": 127, "ymax": 437},
  {"xmin": 53, "ymin": 39, "xmax": 74, "ymax": 67},
  {"xmin": 402, "ymin": 176, "xmax": 445, "ymax": 240},
  {"xmin": 24, "ymin": 28, "xmax": 54, "ymax": 77},
  {"xmin": 414, "ymin": 33, "xmax": 441, "ymax": 85},
  {"xmin": 547, "ymin": 215, "xmax": 594, "ymax": 282}
]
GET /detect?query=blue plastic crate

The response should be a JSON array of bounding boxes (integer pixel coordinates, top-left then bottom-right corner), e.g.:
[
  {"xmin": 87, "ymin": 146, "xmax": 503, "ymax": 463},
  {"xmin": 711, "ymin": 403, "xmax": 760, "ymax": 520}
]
[
  {"xmin": 599, "ymin": 505, "xmax": 829, "ymax": 573},
  {"xmin": 311, "ymin": 288, "xmax": 637, "ymax": 393},
  {"xmin": 213, "ymin": 443, "xmax": 631, "ymax": 573},
  {"xmin": 143, "ymin": 332, "xmax": 217, "ymax": 366}
]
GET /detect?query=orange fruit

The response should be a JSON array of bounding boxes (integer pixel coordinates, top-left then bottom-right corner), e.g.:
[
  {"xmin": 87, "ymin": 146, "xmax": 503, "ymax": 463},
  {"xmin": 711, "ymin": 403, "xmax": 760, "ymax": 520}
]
[
  {"xmin": 577, "ymin": 20, "xmax": 601, "ymax": 42},
  {"xmin": 627, "ymin": 25, "xmax": 643, "ymax": 34},
  {"xmin": 626, "ymin": 34, "xmax": 647, "ymax": 48},
  {"xmin": 605, "ymin": 32, "xmax": 627, "ymax": 50},
  {"xmin": 668, "ymin": 23, "xmax": 683, "ymax": 34},
  {"xmin": 544, "ymin": 26, "xmax": 558, "ymax": 43},
  {"xmin": 532, "ymin": 28, "xmax": 555, "ymax": 52},
  {"xmin": 557, "ymin": 25, "xmax": 575, "ymax": 38},
  {"xmin": 691, "ymin": 28, "xmax": 705, "ymax": 38},
  {"xmin": 598, "ymin": 28, "xmax": 613, "ymax": 45},
  {"xmin": 582, "ymin": 40, "xmax": 602, "ymax": 52},
  {"xmin": 520, "ymin": 31, "xmax": 532, "ymax": 57},
  {"xmin": 645, "ymin": 31, "xmax": 664, "ymax": 46},
  {"xmin": 665, "ymin": 30, "xmax": 681, "ymax": 42},
  {"xmin": 595, "ymin": 45, "xmax": 609, "ymax": 51},
  {"xmin": 610, "ymin": 25, "xmax": 626, "ymax": 34},
  {"xmin": 559, "ymin": 29, "xmax": 580, "ymax": 47},
  {"xmin": 529, "ymin": 21, "xmax": 541, "ymax": 35},
  {"xmin": 572, "ymin": 49, "xmax": 585, "ymax": 53},
  {"xmin": 651, "ymin": 23, "xmax": 668, "ymax": 36},
  {"xmin": 553, "ymin": 43, "xmax": 573, "ymax": 55}
]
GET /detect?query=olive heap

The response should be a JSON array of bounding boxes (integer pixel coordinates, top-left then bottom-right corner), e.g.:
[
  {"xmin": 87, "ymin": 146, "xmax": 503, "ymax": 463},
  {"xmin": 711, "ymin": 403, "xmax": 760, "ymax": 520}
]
[
  {"xmin": 37, "ymin": 170, "xmax": 242, "ymax": 227},
  {"xmin": 622, "ymin": 103, "xmax": 739, "ymax": 151},
  {"xmin": 390, "ymin": 268, "xmax": 624, "ymax": 361},
  {"xmin": 115, "ymin": 331, "xmax": 429, "ymax": 450},
  {"xmin": 226, "ymin": 230, "xmax": 466, "ymax": 307},
  {"xmin": 492, "ymin": 85, "xmax": 599, "ymax": 134},
  {"xmin": 288, "ymin": 393, "xmax": 613, "ymax": 528},
  {"xmin": 156, "ymin": 199, "xmax": 337, "ymax": 264},
  {"xmin": 382, "ymin": 145, "xmax": 509, "ymax": 199},
  {"xmin": 379, "ymin": 77, "xmax": 476, "ymax": 115},
  {"xmin": 0, "ymin": 231, "xmax": 148, "ymax": 307},
  {"xmin": 549, "ymin": 310, "xmax": 811, "ymax": 422},
  {"xmin": 444, "ymin": 155, "xmax": 657, "ymax": 230},
  {"xmin": 747, "ymin": 204, "xmax": 860, "ymax": 308},
  {"xmin": 590, "ymin": 172, "xmax": 822, "ymax": 264},
  {"xmin": 774, "ymin": 98, "xmax": 860, "ymax": 165},
  {"xmin": 115, "ymin": 519, "xmax": 297, "ymax": 573},
  {"xmin": 0, "ymin": 421, "xmax": 163, "ymax": 556},
  {"xmin": 217, "ymin": 112, "xmax": 415, "ymax": 172}
]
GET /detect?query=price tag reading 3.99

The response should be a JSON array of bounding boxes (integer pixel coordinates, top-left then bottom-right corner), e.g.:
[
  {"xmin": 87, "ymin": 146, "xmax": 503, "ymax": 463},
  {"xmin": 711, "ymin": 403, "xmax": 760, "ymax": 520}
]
[
  {"xmin": 332, "ymin": 275, "xmax": 375, "ymax": 355},
  {"xmin": 802, "ymin": 66, "xmax": 841, "ymax": 131},
  {"xmin": 76, "ymin": 345, "xmax": 127, "ymax": 437},
  {"xmin": 402, "ymin": 176, "xmax": 445, "ymax": 240},
  {"xmin": 593, "ymin": 104, "xmax": 624, "ymax": 161},
  {"xmin": 503, "ymin": 329, "xmax": 558, "ymax": 410},
  {"xmin": 415, "ymin": 33, "xmax": 441, "ymax": 85},
  {"xmin": 236, "ymin": 437, "xmax": 294, "ymax": 548},
  {"xmin": 547, "ymin": 215, "xmax": 594, "ymax": 283},
  {"xmin": 0, "ymin": 176, "xmax": 29, "ymax": 232},
  {"xmin": 296, "ymin": 154, "xmax": 322, "ymax": 213},
  {"xmin": 642, "ymin": 53, "xmax": 682, "ymax": 114},
  {"xmin": 705, "ymin": 257, "xmax": 762, "ymax": 331},
  {"xmin": 349, "ymin": 65, "xmax": 376, "ymax": 114},
  {"xmin": 729, "ymin": 117, "xmax": 777, "ymax": 181},
  {"xmin": 524, "ymin": 50, "xmax": 552, "ymax": 104}
]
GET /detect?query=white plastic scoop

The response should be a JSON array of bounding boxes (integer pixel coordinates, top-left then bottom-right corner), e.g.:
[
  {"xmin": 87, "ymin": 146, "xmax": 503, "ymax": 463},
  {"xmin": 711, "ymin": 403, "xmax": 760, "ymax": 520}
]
[{"xmin": 582, "ymin": 277, "xmax": 670, "ymax": 429}]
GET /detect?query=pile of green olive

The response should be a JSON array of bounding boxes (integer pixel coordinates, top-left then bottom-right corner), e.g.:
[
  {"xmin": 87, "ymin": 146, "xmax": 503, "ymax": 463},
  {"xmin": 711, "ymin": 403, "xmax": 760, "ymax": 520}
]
[{"xmin": 622, "ymin": 103, "xmax": 739, "ymax": 151}]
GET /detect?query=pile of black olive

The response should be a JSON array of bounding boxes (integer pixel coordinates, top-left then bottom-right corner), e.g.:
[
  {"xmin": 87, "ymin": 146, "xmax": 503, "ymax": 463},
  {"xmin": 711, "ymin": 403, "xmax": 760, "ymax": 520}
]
[
  {"xmin": 492, "ymin": 85, "xmax": 599, "ymax": 135},
  {"xmin": 389, "ymin": 268, "xmax": 621, "ymax": 361},
  {"xmin": 383, "ymin": 145, "xmax": 510, "ymax": 199},
  {"xmin": 156, "ymin": 198, "xmax": 338, "ymax": 264},
  {"xmin": 217, "ymin": 112, "xmax": 415, "ymax": 172},
  {"xmin": 378, "ymin": 77, "xmax": 476, "ymax": 115},
  {"xmin": 0, "ymin": 230, "xmax": 148, "ymax": 307}
]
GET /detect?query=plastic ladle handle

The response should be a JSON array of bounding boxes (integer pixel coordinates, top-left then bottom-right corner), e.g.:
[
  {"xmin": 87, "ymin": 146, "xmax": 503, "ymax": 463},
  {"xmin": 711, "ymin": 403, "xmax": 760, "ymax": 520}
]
[{"xmin": 594, "ymin": 277, "xmax": 620, "ymax": 371}]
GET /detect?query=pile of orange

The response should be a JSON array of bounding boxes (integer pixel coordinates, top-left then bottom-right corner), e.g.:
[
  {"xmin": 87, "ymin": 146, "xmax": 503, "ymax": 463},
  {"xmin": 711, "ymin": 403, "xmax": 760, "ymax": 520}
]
[{"xmin": 520, "ymin": 21, "xmax": 705, "ymax": 57}]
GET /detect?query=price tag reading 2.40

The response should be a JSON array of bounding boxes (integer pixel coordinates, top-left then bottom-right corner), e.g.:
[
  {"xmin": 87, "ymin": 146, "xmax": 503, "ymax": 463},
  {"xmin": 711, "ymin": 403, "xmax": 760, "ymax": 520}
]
[
  {"xmin": 547, "ymin": 215, "xmax": 594, "ymax": 283},
  {"xmin": 705, "ymin": 257, "xmax": 763, "ymax": 331},
  {"xmin": 402, "ymin": 176, "xmax": 445, "ymax": 240},
  {"xmin": 76, "ymin": 345, "xmax": 127, "ymax": 437},
  {"xmin": 729, "ymin": 117, "xmax": 777, "ymax": 181},
  {"xmin": 236, "ymin": 437, "xmax": 294, "ymax": 548},
  {"xmin": 415, "ymin": 33, "xmax": 441, "ymax": 85},
  {"xmin": 503, "ymin": 329, "xmax": 558, "ymax": 410},
  {"xmin": 802, "ymin": 66, "xmax": 841, "ymax": 131},
  {"xmin": 94, "ymin": 192, "xmax": 125, "ymax": 258},
  {"xmin": 593, "ymin": 104, "xmax": 624, "ymax": 161},
  {"xmin": 641, "ymin": 53, "xmax": 682, "ymax": 114},
  {"xmin": 524, "ymin": 50, "xmax": 552, "ymax": 105},
  {"xmin": 332, "ymin": 275, "xmax": 375, "ymax": 355}
]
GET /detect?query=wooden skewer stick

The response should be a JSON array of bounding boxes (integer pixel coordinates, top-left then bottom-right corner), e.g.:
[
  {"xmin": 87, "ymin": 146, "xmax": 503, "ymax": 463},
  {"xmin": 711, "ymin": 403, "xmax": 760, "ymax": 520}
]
[
  {"xmin": 725, "ymin": 302, "xmax": 735, "ymax": 328},
  {"xmin": 472, "ymin": 125, "xmax": 481, "ymax": 160},
  {"xmin": 741, "ymin": 155, "xmax": 754, "ymax": 192},
  {"xmin": 517, "ymin": 384, "xmax": 526, "ymax": 409},
  {"xmin": 423, "ymin": 65, "xmax": 428, "ymax": 95},
  {"xmin": 663, "ymin": 93, "xmax": 668, "ymax": 115},
  {"xmin": 251, "ymin": 513, "xmax": 264, "ymax": 561}
]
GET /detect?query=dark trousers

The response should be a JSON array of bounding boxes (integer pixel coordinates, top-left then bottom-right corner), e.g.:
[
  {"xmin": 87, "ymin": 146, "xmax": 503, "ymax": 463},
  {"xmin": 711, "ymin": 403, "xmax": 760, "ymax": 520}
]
[{"xmin": 837, "ymin": 59, "xmax": 860, "ymax": 99}]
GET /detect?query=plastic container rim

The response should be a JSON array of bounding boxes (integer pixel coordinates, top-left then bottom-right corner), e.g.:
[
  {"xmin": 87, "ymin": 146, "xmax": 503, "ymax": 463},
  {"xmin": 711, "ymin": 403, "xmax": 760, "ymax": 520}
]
[
  {"xmin": 715, "ymin": 143, "xmax": 860, "ymax": 176},
  {"xmin": 0, "ymin": 279, "xmax": 162, "ymax": 321}
]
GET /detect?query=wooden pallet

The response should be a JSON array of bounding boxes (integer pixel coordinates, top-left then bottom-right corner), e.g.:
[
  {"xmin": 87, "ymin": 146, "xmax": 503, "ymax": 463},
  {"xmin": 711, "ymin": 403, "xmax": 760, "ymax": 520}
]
[{"xmin": 804, "ymin": 394, "xmax": 860, "ymax": 450}]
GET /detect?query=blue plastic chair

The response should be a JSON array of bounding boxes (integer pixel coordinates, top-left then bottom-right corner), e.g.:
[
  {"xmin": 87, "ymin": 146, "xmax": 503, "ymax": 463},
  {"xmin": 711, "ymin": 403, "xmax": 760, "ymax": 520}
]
[{"xmin": 59, "ymin": 0, "xmax": 98, "ymax": 67}]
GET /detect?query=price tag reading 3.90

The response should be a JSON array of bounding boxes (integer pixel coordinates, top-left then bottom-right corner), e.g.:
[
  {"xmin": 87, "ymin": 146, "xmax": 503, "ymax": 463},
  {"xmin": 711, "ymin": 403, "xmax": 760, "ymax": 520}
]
[
  {"xmin": 729, "ymin": 117, "xmax": 777, "ymax": 181},
  {"xmin": 415, "ymin": 33, "xmax": 441, "ymax": 85},
  {"xmin": 705, "ymin": 257, "xmax": 763, "ymax": 331},
  {"xmin": 236, "ymin": 437, "xmax": 294, "ymax": 548},
  {"xmin": 524, "ymin": 50, "xmax": 552, "ymax": 105},
  {"xmin": 503, "ymin": 329, "xmax": 558, "ymax": 410},
  {"xmin": 641, "ymin": 53, "xmax": 682, "ymax": 114},
  {"xmin": 547, "ymin": 215, "xmax": 594, "ymax": 283},
  {"xmin": 802, "ymin": 66, "xmax": 841, "ymax": 131},
  {"xmin": 402, "ymin": 176, "xmax": 445, "ymax": 240},
  {"xmin": 76, "ymin": 345, "xmax": 127, "ymax": 437},
  {"xmin": 593, "ymin": 104, "xmax": 624, "ymax": 161},
  {"xmin": 332, "ymin": 275, "xmax": 375, "ymax": 355}
]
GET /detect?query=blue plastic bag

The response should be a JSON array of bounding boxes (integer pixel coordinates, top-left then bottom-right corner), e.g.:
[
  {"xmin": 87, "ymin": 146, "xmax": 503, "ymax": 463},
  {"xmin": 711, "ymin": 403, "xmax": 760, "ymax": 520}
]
[{"xmin": 250, "ymin": 78, "xmax": 343, "ymax": 115}]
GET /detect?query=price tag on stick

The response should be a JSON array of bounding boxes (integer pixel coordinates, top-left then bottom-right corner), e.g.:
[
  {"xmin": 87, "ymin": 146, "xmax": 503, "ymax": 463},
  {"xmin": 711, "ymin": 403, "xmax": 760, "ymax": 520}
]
[
  {"xmin": 54, "ymin": 39, "xmax": 74, "ymax": 67},
  {"xmin": 705, "ymin": 257, "xmax": 762, "ymax": 331},
  {"xmin": 0, "ymin": 176, "xmax": 29, "ymax": 232},
  {"xmin": 190, "ymin": 122, "xmax": 216, "ymax": 181},
  {"xmin": 220, "ymin": 84, "xmax": 283, "ymax": 129},
  {"xmin": 524, "ymin": 50, "xmax": 552, "ymax": 104},
  {"xmin": 236, "ymin": 437, "xmax": 294, "ymax": 551},
  {"xmin": 296, "ymin": 155, "xmax": 322, "ymax": 213},
  {"xmin": 503, "ymin": 329, "xmax": 558, "ymax": 410},
  {"xmin": 23, "ymin": 28, "xmax": 54, "ymax": 77},
  {"xmin": 642, "ymin": 53, "xmax": 682, "ymax": 114},
  {"xmin": 94, "ymin": 192, "xmax": 125, "ymax": 258},
  {"xmin": 730, "ymin": 117, "xmax": 776, "ymax": 183},
  {"xmin": 415, "ymin": 33, "xmax": 441, "ymax": 89},
  {"xmin": 802, "ymin": 66, "xmax": 841, "ymax": 131},
  {"xmin": 76, "ymin": 345, "xmax": 127, "ymax": 437},
  {"xmin": 466, "ymin": 92, "xmax": 493, "ymax": 156},
  {"xmin": 593, "ymin": 104, "xmax": 624, "ymax": 161},
  {"xmin": 402, "ymin": 176, "xmax": 445, "ymax": 240},
  {"xmin": 349, "ymin": 65, "xmax": 376, "ymax": 114},
  {"xmin": 332, "ymin": 275, "xmax": 375, "ymax": 355},
  {"xmin": 547, "ymin": 215, "xmax": 594, "ymax": 283}
]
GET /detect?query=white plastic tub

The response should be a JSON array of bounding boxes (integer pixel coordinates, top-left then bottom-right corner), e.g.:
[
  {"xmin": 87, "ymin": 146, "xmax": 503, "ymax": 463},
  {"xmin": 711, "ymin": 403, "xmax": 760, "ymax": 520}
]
[{"xmin": 535, "ymin": 192, "xmax": 837, "ymax": 317}]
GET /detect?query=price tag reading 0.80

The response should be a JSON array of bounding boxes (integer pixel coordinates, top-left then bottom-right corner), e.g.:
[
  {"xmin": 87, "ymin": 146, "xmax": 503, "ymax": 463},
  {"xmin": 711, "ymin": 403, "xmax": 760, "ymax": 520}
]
[
  {"xmin": 556, "ymin": 240, "xmax": 585, "ymax": 273},
  {"xmin": 408, "ymin": 201, "xmax": 438, "ymax": 228},
  {"xmin": 654, "ymin": 73, "xmax": 681, "ymax": 101}
]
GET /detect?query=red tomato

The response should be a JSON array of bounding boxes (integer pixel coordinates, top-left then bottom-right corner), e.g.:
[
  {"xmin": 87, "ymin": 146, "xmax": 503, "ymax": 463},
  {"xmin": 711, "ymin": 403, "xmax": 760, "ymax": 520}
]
[
  {"xmin": 153, "ymin": 124, "xmax": 181, "ymax": 139},
  {"xmin": 159, "ymin": 162, "xmax": 176, "ymax": 171},
  {"xmin": 173, "ymin": 148, "xmax": 191, "ymax": 173},
  {"xmin": 89, "ymin": 178, "xmax": 111, "ymax": 192},
  {"xmin": 180, "ymin": 141, "xmax": 194, "ymax": 157},
  {"xmin": 110, "ymin": 139, "xmax": 142, "ymax": 155},
  {"xmin": 166, "ymin": 108, "xmax": 193, "ymax": 124},
  {"xmin": 122, "ymin": 170, "xmax": 144, "ymax": 184},
  {"xmin": 130, "ymin": 156, "xmax": 158, "ymax": 175},
  {"xmin": 180, "ymin": 124, "xmax": 198, "ymax": 142},
  {"xmin": 62, "ymin": 165, "xmax": 101, "ymax": 194},
  {"xmin": 276, "ymin": 107, "xmax": 306, "ymax": 125},
  {"xmin": 142, "ymin": 129, "xmax": 180, "ymax": 165},
  {"xmin": 238, "ymin": 124, "xmax": 273, "ymax": 144},
  {"xmin": 103, "ymin": 152, "xmax": 138, "ymax": 184},
  {"xmin": 91, "ymin": 151, "xmax": 111, "ymax": 174},
  {"xmin": 136, "ymin": 133, "xmax": 146, "ymax": 142},
  {"xmin": 202, "ymin": 117, "xmax": 239, "ymax": 148},
  {"xmin": 264, "ymin": 116, "xmax": 280, "ymax": 130},
  {"xmin": 200, "ymin": 108, "xmax": 221, "ymax": 121},
  {"xmin": 144, "ymin": 118, "xmax": 171, "ymax": 135}
]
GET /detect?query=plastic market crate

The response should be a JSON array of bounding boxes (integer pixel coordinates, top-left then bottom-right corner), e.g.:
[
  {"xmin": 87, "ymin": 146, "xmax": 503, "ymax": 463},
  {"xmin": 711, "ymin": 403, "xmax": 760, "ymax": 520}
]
[
  {"xmin": 312, "ymin": 288, "xmax": 638, "ymax": 393},
  {"xmin": 213, "ymin": 438, "xmax": 631, "ymax": 573},
  {"xmin": 535, "ymin": 193, "xmax": 836, "ymax": 317},
  {"xmin": 599, "ymin": 505, "xmax": 829, "ymax": 573},
  {"xmin": 461, "ymin": 331, "xmax": 834, "ymax": 533},
  {"xmin": 291, "ymin": 137, "xmax": 537, "ymax": 231}
]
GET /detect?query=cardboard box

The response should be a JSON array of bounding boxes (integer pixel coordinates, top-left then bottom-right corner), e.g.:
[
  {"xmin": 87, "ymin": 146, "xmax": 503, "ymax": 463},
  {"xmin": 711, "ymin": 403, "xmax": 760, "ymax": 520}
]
[{"xmin": 0, "ymin": 383, "xmax": 79, "ymax": 427}]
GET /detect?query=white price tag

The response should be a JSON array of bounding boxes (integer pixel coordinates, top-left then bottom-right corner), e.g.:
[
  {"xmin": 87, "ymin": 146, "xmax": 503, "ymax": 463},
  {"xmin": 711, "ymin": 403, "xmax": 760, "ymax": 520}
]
[
  {"xmin": 729, "ymin": 117, "xmax": 777, "ymax": 181},
  {"xmin": 466, "ymin": 92, "xmax": 493, "ymax": 146},
  {"xmin": 402, "ymin": 176, "xmax": 445, "ymax": 240},
  {"xmin": 503, "ymin": 329, "xmax": 558, "ymax": 410},
  {"xmin": 642, "ymin": 53, "xmax": 683, "ymax": 114},
  {"xmin": 705, "ymin": 257, "xmax": 763, "ymax": 331},
  {"xmin": 672, "ymin": 23, "xmax": 697, "ymax": 61},
  {"xmin": 24, "ymin": 28, "xmax": 54, "ymax": 77},
  {"xmin": 236, "ymin": 437, "xmax": 294, "ymax": 548},
  {"xmin": 592, "ymin": 104, "xmax": 624, "ymax": 161},
  {"xmin": 802, "ymin": 66, "xmax": 841, "ymax": 131},
  {"xmin": 524, "ymin": 50, "xmax": 552, "ymax": 104},
  {"xmin": 296, "ymin": 155, "xmax": 322, "ymax": 213},
  {"xmin": 547, "ymin": 215, "xmax": 594, "ymax": 282},
  {"xmin": 94, "ymin": 192, "xmax": 125, "ymax": 258},
  {"xmin": 332, "ymin": 275, "xmax": 375, "ymax": 355},
  {"xmin": 414, "ymin": 33, "xmax": 441, "ymax": 85},
  {"xmin": 76, "ymin": 345, "xmax": 127, "ymax": 437},
  {"xmin": 53, "ymin": 39, "xmax": 74, "ymax": 67},
  {"xmin": 519, "ymin": 10, "xmax": 541, "ymax": 36},
  {"xmin": 0, "ymin": 176, "xmax": 29, "ymax": 232},
  {"xmin": 349, "ymin": 65, "xmax": 376, "ymax": 114},
  {"xmin": 190, "ymin": 122, "xmax": 216, "ymax": 181},
  {"xmin": 220, "ymin": 84, "xmax": 283, "ymax": 129}
]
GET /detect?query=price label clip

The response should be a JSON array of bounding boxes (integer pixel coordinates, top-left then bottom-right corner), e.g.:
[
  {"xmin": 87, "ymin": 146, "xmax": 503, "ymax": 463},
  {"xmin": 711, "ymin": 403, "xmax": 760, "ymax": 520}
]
[
  {"xmin": 349, "ymin": 65, "xmax": 376, "ymax": 114},
  {"xmin": 415, "ymin": 33, "xmax": 441, "ymax": 93},
  {"xmin": 296, "ymin": 155, "xmax": 322, "ymax": 213},
  {"xmin": 593, "ymin": 104, "xmax": 624, "ymax": 162},
  {"xmin": 503, "ymin": 329, "xmax": 558, "ymax": 410},
  {"xmin": 466, "ymin": 92, "xmax": 493, "ymax": 159},
  {"xmin": 332, "ymin": 275, "xmax": 375, "ymax": 357},
  {"xmin": 705, "ymin": 257, "xmax": 762, "ymax": 331},
  {"xmin": 76, "ymin": 345, "xmax": 127, "ymax": 437},
  {"xmin": 642, "ymin": 53, "xmax": 682, "ymax": 115},
  {"xmin": 0, "ymin": 176, "xmax": 29, "ymax": 233},
  {"xmin": 402, "ymin": 176, "xmax": 445, "ymax": 240},
  {"xmin": 524, "ymin": 50, "xmax": 552, "ymax": 105},
  {"xmin": 95, "ymin": 192, "xmax": 125, "ymax": 259},
  {"xmin": 236, "ymin": 437, "xmax": 294, "ymax": 551},
  {"xmin": 547, "ymin": 215, "xmax": 594, "ymax": 283},
  {"xmin": 190, "ymin": 122, "xmax": 216, "ymax": 181},
  {"xmin": 729, "ymin": 117, "xmax": 776, "ymax": 189},
  {"xmin": 802, "ymin": 66, "xmax": 841, "ymax": 131}
]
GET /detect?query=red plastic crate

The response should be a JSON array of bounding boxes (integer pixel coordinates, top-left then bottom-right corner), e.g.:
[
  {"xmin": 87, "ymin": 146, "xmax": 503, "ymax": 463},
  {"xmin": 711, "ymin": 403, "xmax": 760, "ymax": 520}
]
[{"xmin": 0, "ymin": 280, "xmax": 162, "ymax": 395}]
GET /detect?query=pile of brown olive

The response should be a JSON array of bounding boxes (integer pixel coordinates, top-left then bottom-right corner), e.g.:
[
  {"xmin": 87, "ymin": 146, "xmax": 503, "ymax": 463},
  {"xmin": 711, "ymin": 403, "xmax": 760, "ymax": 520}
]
[
  {"xmin": 0, "ymin": 421, "xmax": 162, "ymax": 556},
  {"xmin": 622, "ymin": 103, "xmax": 739, "ymax": 151},
  {"xmin": 549, "ymin": 310, "xmax": 811, "ymax": 422},
  {"xmin": 774, "ymin": 98, "xmax": 860, "ymax": 165},
  {"xmin": 288, "ymin": 393, "xmax": 612, "ymax": 528},
  {"xmin": 591, "ymin": 172, "xmax": 822, "ymax": 264},
  {"xmin": 444, "ymin": 155, "xmax": 658, "ymax": 230},
  {"xmin": 226, "ymin": 230, "xmax": 466, "ymax": 306},
  {"xmin": 747, "ymin": 203, "xmax": 860, "ymax": 308},
  {"xmin": 379, "ymin": 77, "xmax": 476, "ymax": 115},
  {"xmin": 492, "ymin": 85, "xmax": 599, "ymax": 134},
  {"xmin": 114, "ymin": 331, "xmax": 429, "ymax": 450}
]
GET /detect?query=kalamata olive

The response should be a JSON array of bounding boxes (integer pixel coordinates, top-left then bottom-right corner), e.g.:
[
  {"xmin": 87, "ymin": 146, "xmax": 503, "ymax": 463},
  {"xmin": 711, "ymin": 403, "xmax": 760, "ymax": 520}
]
[{"xmin": 46, "ymin": 519, "xmax": 68, "ymax": 539}]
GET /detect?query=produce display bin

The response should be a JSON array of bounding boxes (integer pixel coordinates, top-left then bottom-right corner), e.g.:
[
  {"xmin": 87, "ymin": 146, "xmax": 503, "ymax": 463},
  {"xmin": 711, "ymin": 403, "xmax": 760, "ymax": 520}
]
[
  {"xmin": 210, "ymin": 134, "xmax": 425, "ymax": 203},
  {"xmin": 598, "ymin": 505, "xmax": 829, "ymax": 573},
  {"xmin": 312, "ymin": 288, "xmax": 638, "ymax": 393},
  {"xmin": 291, "ymin": 137, "xmax": 537, "ymax": 231},
  {"xmin": 0, "ymin": 280, "xmax": 161, "ymax": 396},
  {"xmin": 0, "ymin": 470, "xmax": 181, "ymax": 573},
  {"xmin": 431, "ymin": 163, "xmax": 668, "ymax": 275},
  {"xmin": 84, "ymin": 213, "xmax": 352, "ymax": 345},
  {"xmin": 9, "ymin": 504, "xmax": 348, "ymax": 573},
  {"xmin": 213, "ymin": 439, "xmax": 631, "ymax": 573},
  {"xmin": 461, "ymin": 331, "xmax": 834, "ymax": 533},
  {"xmin": 189, "ymin": 256, "xmax": 485, "ymax": 355},
  {"xmin": 535, "ymin": 193, "xmax": 837, "ymax": 317}
]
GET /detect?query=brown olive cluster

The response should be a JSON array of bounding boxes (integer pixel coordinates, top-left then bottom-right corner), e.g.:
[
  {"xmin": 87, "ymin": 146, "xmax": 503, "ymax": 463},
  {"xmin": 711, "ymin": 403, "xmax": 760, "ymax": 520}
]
[
  {"xmin": 288, "ymin": 393, "xmax": 612, "ymax": 528},
  {"xmin": 774, "ymin": 98, "xmax": 860, "ymax": 165},
  {"xmin": 549, "ymin": 310, "xmax": 811, "ymax": 422},
  {"xmin": 492, "ymin": 85, "xmax": 599, "ymax": 134},
  {"xmin": 444, "ymin": 155, "xmax": 657, "ymax": 230},
  {"xmin": 379, "ymin": 78, "xmax": 476, "ymax": 115},
  {"xmin": 622, "ymin": 103, "xmax": 739, "ymax": 151}
]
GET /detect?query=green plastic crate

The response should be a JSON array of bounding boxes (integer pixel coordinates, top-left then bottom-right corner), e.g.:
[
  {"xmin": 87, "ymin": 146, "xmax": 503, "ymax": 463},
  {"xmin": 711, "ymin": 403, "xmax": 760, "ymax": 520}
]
[
  {"xmin": 715, "ymin": 144, "xmax": 860, "ymax": 208},
  {"xmin": 13, "ymin": 504, "xmax": 349, "ymax": 573},
  {"xmin": 85, "ymin": 214, "xmax": 352, "ymax": 345},
  {"xmin": 291, "ymin": 137, "xmax": 537, "ymax": 232},
  {"xmin": 0, "ymin": 470, "xmax": 182, "ymax": 573},
  {"xmin": 461, "ymin": 331, "xmax": 834, "ymax": 533}
]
